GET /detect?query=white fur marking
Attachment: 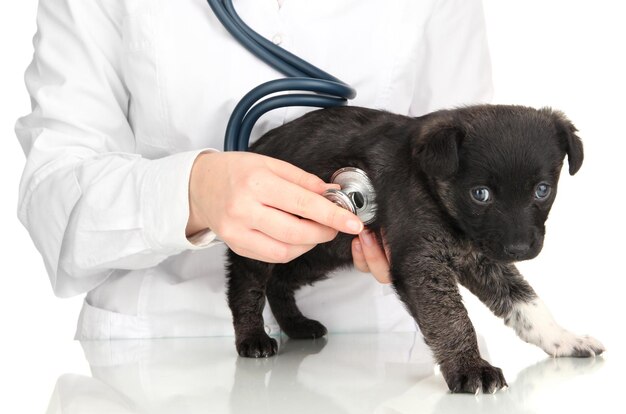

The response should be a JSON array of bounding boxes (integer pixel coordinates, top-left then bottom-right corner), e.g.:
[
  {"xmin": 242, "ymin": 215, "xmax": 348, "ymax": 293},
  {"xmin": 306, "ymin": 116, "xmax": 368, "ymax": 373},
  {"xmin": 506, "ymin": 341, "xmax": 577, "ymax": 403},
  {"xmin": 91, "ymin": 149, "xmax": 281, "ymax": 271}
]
[{"xmin": 505, "ymin": 298, "xmax": 605, "ymax": 357}]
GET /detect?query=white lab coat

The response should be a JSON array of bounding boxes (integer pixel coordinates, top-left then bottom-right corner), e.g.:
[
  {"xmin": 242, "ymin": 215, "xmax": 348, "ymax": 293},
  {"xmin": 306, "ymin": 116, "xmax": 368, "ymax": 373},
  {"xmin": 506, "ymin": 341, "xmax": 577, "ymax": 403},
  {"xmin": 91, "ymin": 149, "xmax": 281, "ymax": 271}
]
[{"xmin": 16, "ymin": 0, "xmax": 492, "ymax": 339}]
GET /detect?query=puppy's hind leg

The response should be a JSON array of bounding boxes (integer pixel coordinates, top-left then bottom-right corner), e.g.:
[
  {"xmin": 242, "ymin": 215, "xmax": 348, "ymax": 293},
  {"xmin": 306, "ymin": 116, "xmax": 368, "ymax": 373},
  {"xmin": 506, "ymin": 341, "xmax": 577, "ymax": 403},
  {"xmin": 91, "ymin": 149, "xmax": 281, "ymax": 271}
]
[
  {"xmin": 227, "ymin": 253, "xmax": 277, "ymax": 358},
  {"xmin": 266, "ymin": 262, "xmax": 328, "ymax": 339},
  {"xmin": 457, "ymin": 259, "xmax": 605, "ymax": 358}
]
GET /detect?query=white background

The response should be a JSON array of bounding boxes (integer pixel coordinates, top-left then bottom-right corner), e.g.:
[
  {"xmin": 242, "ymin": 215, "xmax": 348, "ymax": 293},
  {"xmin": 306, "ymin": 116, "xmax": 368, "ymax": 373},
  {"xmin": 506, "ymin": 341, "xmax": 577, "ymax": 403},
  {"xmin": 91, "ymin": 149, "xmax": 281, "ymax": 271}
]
[{"xmin": 1, "ymin": 1, "xmax": 625, "ymax": 412}]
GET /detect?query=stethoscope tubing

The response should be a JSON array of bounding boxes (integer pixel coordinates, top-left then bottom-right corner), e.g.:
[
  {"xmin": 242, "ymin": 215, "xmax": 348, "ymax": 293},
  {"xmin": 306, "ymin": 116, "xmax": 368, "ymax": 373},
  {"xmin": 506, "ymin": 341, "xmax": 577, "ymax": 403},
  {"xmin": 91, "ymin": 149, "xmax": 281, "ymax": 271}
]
[
  {"xmin": 226, "ymin": 78, "xmax": 351, "ymax": 151},
  {"xmin": 206, "ymin": 0, "xmax": 356, "ymax": 151}
]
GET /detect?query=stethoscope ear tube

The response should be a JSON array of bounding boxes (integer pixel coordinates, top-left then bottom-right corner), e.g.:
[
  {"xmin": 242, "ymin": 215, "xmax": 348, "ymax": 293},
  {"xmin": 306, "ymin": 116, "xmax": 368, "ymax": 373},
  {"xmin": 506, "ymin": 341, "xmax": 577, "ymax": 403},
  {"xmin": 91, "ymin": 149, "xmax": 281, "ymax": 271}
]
[{"xmin": 206, "ymin": 0, "xmax": 356, "ymax": 151}]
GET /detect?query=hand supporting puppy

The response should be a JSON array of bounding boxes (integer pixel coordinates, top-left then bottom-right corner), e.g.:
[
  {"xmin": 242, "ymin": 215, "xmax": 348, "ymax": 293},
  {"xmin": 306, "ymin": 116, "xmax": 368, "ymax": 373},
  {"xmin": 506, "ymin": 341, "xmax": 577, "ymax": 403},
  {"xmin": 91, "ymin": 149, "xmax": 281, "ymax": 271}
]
[
  {"xmin": 187, "ymin": 152, "xmax": 365, "ymax": 263},
  {"xmin": 352, "ymin": 231, "xmax": 392, "ymax": 284}
]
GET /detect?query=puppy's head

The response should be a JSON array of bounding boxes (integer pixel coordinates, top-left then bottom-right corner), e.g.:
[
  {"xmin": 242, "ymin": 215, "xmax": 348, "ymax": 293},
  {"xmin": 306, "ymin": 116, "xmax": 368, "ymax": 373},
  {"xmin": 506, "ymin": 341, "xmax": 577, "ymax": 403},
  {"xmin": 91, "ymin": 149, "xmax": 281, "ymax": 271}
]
[{"xmin": 413, "ymin": 105, "xmax": 583, "ymax": 262}]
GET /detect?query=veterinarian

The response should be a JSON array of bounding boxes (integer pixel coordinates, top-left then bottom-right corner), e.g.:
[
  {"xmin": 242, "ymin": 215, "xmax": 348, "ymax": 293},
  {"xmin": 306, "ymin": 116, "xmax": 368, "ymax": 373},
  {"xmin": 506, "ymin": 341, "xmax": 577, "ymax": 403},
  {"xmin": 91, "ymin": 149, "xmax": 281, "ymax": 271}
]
[{"xmin": 16, "ymin": 0, "xmax": 492, "ymax": 339}]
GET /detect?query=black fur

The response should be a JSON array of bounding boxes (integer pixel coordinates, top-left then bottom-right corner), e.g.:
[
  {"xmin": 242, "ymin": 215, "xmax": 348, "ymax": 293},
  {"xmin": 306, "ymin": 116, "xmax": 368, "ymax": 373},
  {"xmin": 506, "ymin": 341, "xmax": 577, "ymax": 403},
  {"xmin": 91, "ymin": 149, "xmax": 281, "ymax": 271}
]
[{"xmin": 225, "ymin": 105, "xmax": 583, "ymax": 393}]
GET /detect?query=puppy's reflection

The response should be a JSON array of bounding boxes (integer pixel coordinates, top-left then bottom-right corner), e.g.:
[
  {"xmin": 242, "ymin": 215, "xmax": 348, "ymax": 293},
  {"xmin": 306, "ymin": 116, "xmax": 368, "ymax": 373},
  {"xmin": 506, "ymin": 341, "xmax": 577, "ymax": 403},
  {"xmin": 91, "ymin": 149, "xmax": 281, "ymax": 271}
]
[
  {"xmin": 46, "ymin": 333, "xmax": 430, "ymax": 414},
  {"xmin": 230, "ymin": 337, "xmax": 350, "ymax": 413},
  {"xmin": 377, "ymin": 356, "xmax": 606, "ymax": 414}
]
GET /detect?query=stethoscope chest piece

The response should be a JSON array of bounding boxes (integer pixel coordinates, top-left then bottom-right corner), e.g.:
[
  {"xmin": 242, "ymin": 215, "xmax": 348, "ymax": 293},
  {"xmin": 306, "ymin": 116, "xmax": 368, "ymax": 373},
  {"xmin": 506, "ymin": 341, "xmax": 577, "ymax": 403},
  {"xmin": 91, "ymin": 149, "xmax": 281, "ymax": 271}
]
[{"xmin": 323, "ymin": 167, "xmax": 377, "ymax": 225}]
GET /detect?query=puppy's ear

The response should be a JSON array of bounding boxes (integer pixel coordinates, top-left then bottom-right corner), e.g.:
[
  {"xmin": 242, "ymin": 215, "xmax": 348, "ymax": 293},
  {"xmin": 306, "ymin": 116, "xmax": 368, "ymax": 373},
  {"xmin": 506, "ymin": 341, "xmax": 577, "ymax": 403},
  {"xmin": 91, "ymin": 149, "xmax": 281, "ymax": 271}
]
[
  {"xmin": 413, "ymin": 111, "xmax": 464, "ymax": 178},
  {"xmin": 548, "ymin": 109, "xmax": 584, "ymax": 175}
]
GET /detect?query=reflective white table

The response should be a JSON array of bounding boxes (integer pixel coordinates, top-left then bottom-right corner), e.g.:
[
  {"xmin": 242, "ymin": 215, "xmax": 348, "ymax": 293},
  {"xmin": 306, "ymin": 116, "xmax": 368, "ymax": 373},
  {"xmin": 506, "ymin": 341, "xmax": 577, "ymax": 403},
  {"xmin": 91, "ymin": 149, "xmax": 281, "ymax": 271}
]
[{"xmin": 43, "ymin": 332, "xmax": 617, "ymax": 414}]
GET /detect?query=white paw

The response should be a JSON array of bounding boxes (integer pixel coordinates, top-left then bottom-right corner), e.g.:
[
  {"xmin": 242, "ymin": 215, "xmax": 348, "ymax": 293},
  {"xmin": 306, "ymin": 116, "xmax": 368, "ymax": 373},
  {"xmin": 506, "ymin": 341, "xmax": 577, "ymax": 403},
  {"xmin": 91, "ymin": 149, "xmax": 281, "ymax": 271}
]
[
  {"xmin": 505, "ymin": 299, "xmax": 605, "ymax": 358},
  {"xmin": 540, "ymin": 331, "xmax": 605, "ymax": 358}
]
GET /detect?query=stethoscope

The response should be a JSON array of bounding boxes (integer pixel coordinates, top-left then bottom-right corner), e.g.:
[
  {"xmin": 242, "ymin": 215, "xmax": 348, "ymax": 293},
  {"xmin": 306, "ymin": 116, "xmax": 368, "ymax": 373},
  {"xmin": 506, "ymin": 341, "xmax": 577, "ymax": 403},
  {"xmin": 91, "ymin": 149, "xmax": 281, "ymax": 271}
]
[{"xmin": 206, "ymin": 0, "xmax": 377, "ymax": 224}]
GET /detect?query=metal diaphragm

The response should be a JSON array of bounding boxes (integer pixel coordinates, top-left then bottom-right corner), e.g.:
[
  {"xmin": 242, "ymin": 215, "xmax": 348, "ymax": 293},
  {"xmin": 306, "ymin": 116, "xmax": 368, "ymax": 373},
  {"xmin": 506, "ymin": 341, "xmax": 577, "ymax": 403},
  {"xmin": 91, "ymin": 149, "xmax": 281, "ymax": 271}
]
[{"xmin": 323, "ymin": 167, "xmax": 377, "ymax": 225}]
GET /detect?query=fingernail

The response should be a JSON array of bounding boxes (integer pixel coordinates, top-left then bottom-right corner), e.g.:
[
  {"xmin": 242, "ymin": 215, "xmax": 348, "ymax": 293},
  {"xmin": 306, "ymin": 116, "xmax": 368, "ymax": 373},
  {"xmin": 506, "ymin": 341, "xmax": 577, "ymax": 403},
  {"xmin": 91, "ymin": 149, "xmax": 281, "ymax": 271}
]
[
  {"xmin": 361, "ymin": 230, "xmax": 375, "ymax": 246},
  {"xmin": 325, "ymin": 183, "xmax": 341, "ymax": 190},
  {"xmin": 347, "ymin": 219, "xmax": 363, "ymax": 233},
  {"xmin": 354, "ymin": 241, "xmax": 362, "ymax": 253}
]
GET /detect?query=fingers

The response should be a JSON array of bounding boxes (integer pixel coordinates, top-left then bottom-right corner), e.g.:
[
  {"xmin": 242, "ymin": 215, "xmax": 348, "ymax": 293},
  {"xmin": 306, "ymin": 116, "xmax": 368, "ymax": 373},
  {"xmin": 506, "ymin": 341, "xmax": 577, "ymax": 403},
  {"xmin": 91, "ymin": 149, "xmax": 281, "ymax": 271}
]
[
  {"xmin": 352, "ymin": 238, "xmax": 370, "ymax": 273},
  {"xmin": 250, "ymin": 205, "xmax": 339, "ymax": 245},
  {"xmin": 257, "ymin": 173, "xmax": 363, "ymax": 235},
  {"xmin": 262, "ymin": 157, "xmax": 361, "ymax": 234},
  {"xmin": 354, "ymin": 230, "xmax": 392, "ymax": 284}
]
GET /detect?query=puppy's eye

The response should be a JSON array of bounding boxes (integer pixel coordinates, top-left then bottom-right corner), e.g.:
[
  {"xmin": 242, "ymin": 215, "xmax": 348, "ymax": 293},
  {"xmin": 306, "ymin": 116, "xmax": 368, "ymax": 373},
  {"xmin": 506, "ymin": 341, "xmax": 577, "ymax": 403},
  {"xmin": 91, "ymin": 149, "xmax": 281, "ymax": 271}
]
[
  {"xmin": 534, "ymin": 182, "xmax": 552, "ymax": 200},
  {"xmin": 470, "ymin": 186, "xmax": 492, "ymax": 204}
]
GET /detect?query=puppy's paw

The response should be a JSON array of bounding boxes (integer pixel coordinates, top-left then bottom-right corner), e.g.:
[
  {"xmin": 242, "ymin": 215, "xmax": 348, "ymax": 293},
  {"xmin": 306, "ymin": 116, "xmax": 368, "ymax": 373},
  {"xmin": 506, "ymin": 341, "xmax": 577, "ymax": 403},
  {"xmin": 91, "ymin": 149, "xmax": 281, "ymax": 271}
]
[
  {"xmin": 507, "ymin": 299, "xmax": 605, "ymax": 358},
  {"xmin": 280, "ymin": 317, "xmax": 328, "ymax": 339},
  {"xmin": 542, "ymin": 331, "xmax": 605, "ymax": 358},
  {"xmin": 440, "ymin": 358, "xmax": 508, "ymax": 394},
  {"xmin": 236, "ymin": 333, "xmax": 278, "ymax": 358}
]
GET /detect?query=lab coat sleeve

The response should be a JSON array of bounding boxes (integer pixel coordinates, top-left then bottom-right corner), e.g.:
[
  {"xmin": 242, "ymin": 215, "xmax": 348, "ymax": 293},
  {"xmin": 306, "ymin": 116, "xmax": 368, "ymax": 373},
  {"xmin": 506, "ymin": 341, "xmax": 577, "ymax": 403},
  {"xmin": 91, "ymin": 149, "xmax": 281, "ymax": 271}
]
[
  {"xmin": 409, "ymin": 0, "xmax": 494, "ymax": 115},
  {"xmin": 15, "ymin": 0, "xmax": 218, "ymax": 298}
]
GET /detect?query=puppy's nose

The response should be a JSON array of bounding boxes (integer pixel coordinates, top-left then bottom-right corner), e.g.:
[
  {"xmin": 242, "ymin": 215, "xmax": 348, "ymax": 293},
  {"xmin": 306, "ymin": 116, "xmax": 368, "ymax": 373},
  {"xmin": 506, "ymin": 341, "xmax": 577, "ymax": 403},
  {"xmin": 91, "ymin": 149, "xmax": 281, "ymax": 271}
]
[{"xmin": 504, "ymin": 243, "xmax": 531, "ymax": 259}]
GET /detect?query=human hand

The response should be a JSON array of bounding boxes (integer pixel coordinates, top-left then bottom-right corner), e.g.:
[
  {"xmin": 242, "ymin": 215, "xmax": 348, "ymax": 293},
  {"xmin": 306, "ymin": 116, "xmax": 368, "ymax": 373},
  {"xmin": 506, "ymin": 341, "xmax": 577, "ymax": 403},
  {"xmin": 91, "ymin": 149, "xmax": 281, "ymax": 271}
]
[
  {"xmin": 186, "ymin": 152, "xmax": 364, "ymax": 263},
  {"xmin": 352, "ymin": 230, "xmax": 392, "ymax": 284}
]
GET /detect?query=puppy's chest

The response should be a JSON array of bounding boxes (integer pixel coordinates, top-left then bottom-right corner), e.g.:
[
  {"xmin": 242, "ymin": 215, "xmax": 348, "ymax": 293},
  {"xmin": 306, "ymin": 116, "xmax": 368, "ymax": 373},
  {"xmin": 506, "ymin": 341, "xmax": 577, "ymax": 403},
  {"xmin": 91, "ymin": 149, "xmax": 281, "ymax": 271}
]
[
  {"xmin": 393, "ymin": 231, "xmax": 480, "ymax": 275},
  {"xmin": 419, "ymin": 233, "xmax": 475, "ymax": 263}
]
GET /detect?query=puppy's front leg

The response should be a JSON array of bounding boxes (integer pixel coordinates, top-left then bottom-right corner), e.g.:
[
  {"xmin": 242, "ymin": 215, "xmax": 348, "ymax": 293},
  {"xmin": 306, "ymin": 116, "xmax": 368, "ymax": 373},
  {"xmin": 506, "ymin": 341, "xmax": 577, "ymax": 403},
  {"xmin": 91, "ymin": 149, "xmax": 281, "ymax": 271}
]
[
  {"xmin": 457, "ymin": 258, "xmax": 605, "ymax": 357},
  {"xmin": 227, "ymin": 253, "xmax": 278, "ymax": 358},
  {"xmin": 393, "ymin": 256, "xmax": 507, "ymax": 394}
]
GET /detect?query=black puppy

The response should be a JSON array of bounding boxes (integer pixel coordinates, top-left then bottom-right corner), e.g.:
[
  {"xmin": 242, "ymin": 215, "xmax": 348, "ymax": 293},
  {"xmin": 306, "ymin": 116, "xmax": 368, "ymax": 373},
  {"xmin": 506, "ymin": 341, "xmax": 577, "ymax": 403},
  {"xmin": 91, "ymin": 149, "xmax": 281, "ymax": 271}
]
[{"xmin": 226, "ymin": 105, "xmax": 605, "ymax": 393}]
